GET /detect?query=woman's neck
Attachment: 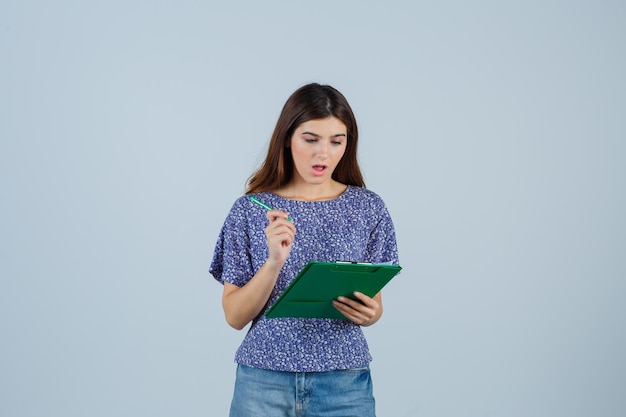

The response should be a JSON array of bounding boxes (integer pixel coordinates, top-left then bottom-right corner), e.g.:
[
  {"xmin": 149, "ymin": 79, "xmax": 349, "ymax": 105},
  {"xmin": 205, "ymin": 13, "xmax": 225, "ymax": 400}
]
[{"xmin": 273, "ymin": 180, "xmax": 348, "ymax": 202}]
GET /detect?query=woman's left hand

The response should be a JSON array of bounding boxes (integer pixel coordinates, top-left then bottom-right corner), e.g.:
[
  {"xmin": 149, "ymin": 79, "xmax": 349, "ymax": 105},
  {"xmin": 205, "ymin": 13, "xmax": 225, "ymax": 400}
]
[{"xmin": 332, "ymin": 292, "xmax": 383, "ymax": 326}]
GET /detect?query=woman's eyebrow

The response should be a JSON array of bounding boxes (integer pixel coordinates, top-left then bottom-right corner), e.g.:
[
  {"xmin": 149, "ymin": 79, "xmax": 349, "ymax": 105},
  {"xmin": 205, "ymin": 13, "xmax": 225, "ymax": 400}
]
[{"xmin": 301, "ymin": 131, "xmax": 346, "ymax": 138}]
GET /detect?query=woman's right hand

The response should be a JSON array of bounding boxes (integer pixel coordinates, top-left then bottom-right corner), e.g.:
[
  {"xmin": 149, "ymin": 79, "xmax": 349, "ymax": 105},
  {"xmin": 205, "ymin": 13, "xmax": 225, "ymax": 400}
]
[
  {"xmin": 222, "ymin": 209, "xmax": 295, "ymax": 330},
  {"xmin": 264, "ymin": 210, "xmax": 296, "ymax": 266}
]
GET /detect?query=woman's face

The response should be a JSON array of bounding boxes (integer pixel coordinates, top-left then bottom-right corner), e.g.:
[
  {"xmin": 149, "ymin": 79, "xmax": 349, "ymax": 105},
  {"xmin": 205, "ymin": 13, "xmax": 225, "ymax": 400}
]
[{"xmin": 288, "ymin": 117, "xmax": 347, "ymax": 187}]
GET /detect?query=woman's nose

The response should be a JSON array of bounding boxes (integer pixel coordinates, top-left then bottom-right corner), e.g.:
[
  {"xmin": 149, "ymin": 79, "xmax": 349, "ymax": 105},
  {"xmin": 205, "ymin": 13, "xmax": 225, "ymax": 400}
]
[{"xmin": 317, "ymin": 141, "xmax": 329, "ymax": 159}]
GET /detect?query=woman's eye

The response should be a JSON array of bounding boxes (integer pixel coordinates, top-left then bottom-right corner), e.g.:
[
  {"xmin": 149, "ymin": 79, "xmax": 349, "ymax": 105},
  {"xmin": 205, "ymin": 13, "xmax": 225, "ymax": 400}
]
[{"xmin": 304, "ymin": 138, "xmax": 317, "ymax": 143}]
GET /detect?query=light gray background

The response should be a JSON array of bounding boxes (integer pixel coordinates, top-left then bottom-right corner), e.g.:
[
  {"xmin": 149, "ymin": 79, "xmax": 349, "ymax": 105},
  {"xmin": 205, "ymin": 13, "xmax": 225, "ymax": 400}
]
[{"xmin": 1, "ymin": 1, "xmax": 624, "ymax": 416}]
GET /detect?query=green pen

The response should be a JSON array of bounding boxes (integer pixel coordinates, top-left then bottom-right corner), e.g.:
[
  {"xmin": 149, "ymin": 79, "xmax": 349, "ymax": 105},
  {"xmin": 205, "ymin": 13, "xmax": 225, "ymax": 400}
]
[{"xmin": 249, "ymin": 196, "xmax": 293, "ymax": 222}]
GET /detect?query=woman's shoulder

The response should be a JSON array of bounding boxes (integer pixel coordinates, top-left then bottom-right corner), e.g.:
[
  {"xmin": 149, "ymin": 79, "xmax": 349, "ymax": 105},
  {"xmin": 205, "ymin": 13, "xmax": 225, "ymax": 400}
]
[
  {"xmin": 346, "ymin": 185, "xmax": 382, "ymax": 198},
  {"xmin": 221, "ymin": 194, "xmax": 261, "ymax": 224},
  {"xmin": 225, "ymin": 194, "xmax": 252, "ymax": 212},
  {"xmin": 344, "ymin": 185, "xmax": 387, "ymax": 207}
]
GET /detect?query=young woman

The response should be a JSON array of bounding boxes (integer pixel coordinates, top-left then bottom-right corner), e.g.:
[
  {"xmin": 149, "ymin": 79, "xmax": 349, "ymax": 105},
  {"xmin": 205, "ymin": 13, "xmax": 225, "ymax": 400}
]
[{"xmin": 210, "ymin": 83, "xmax": 399, "ymax": 417}]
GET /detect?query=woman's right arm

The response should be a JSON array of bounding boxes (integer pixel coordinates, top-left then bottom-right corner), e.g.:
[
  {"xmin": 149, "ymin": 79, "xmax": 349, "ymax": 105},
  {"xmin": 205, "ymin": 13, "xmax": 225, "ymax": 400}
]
[{"xmin": 222, "ymin": 210, "xmax": 295, "ymax": 330}]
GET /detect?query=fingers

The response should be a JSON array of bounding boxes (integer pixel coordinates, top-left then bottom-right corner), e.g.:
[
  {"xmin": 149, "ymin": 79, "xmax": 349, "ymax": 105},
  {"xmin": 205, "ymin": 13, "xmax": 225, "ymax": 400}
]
[
  {"xmin": 266, "ymin": 209, "xmax": 292, "ymax": 223},
  {"xmin": 265, "ymin": 210, "xmax": 296, "ymax": 264},
  {"xmin": 332, "ymin": 292, "xmax": 380, "ymax": 326},
  {"xmin": 266, "ymin": 212, "xmax": 295, "ymax": 242}
]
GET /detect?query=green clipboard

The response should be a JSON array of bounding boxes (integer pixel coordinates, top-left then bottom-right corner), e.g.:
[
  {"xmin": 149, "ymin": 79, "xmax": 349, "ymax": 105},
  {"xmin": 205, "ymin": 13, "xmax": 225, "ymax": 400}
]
[{"xmin": 265, "ymin": 261, "xmax": 402, "ymax": 320}]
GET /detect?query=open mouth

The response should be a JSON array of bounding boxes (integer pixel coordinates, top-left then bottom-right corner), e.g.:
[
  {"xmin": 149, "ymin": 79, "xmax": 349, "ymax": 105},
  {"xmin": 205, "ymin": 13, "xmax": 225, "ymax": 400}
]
[{"xmin": 312, "ymin": 164, "xmax": 327, "ymax": 173}]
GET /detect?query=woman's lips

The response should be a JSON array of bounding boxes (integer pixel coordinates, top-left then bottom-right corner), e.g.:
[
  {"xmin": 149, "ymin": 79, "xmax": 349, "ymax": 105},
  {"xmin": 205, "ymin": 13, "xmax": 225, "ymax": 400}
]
[{"xmin": 312, "ymin": 164, "xmax": 327, "ymax": 176}]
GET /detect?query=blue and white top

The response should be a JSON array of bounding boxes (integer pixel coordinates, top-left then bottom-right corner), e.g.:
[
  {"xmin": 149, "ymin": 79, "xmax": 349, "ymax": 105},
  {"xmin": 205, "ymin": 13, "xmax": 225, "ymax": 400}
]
[{"xmin": 210, "ymin": 185, "xmax": 399, "ymax": 372}]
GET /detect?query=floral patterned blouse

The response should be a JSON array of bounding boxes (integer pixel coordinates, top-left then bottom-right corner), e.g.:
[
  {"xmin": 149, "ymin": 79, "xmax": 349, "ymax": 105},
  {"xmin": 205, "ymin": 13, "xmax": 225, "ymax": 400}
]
[{"xmin": 210, "ymin": 185, "xmax": 399, "ymax": 372}]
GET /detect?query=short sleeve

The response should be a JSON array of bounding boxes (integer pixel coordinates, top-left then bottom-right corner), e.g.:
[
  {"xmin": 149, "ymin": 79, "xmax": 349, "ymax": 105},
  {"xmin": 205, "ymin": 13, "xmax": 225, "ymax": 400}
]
[
  {"xmin": 209, "ymin": 198, "xmax": 255, "ymax": 287},
  {"xmin": 364, "ymin": 201, "xmax": 400, "ymax": 265}
]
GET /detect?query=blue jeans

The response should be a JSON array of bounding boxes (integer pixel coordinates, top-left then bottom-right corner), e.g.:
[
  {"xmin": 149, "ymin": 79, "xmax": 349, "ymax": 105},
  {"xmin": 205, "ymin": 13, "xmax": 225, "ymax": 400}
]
[{"xmin": 229, "ymin": 364, "xmax": 376, "ymax": 417}]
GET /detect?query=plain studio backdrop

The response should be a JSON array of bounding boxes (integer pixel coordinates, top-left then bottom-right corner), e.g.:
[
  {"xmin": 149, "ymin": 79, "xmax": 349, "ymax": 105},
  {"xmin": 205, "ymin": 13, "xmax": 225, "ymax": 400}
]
[{"xmin": 1, "ymin": 1, "xmax": 624, "ymax": 416}]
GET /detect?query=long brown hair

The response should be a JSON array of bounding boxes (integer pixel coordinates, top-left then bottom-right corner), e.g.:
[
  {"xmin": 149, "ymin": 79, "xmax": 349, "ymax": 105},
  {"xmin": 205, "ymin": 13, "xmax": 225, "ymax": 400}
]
[{"xmin": 246, "ymin": 83, "xmax": 365, "ymax": 194}]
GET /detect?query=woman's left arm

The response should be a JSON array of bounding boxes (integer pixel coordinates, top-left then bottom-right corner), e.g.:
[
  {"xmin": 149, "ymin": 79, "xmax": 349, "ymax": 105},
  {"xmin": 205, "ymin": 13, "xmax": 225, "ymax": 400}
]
[{"xmin": 332, "ymin": 291, "xmax": 383, "ymax": 326}]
